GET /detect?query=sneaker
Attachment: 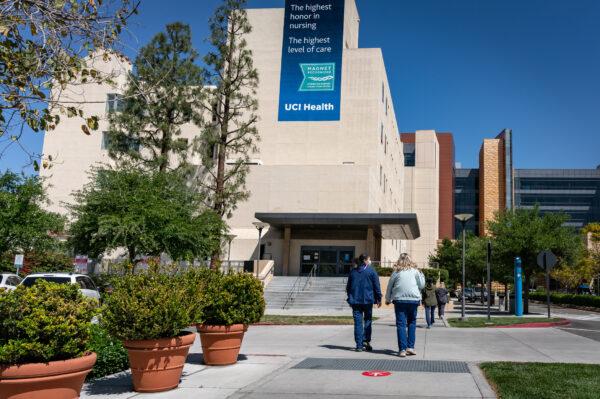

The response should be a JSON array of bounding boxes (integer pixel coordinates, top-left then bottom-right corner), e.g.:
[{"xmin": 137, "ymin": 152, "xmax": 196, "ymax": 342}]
[
  {"xmin": 398, "ymin": 351, "xmax": 407, "ymax": 357},
  {"xmin": 426, "ymin": 325, "xmax": 431, "ymax": 329},
  {"xmin": 406, "ymin": 348, "xmax": 417, "ymax": 356},
  {"xmin": 355, "ymin": 347, "xmax": 364, "ymax": 352},
  {"xmin": 364, "ymin": 342, "xmax": 373, "ymax": 352}
]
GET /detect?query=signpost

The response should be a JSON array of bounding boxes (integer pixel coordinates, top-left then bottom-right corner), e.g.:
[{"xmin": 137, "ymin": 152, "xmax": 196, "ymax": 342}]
[
  {"xmin": 537, "ymin": 250, "xmax": 558, "ymax": 319},
  {"xmin": 486, "ymin": 241, "xmax": 492, "ymax": 321},
  {"xmin": 14, "ymin": 254, "xmax": 24, "ymax": 274}
]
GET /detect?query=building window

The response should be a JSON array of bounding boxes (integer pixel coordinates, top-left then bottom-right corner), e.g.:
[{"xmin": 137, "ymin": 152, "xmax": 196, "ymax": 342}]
[
  {"xmin": 384, "ymin": 174, "xmax": 387, "ymax": 193},
  {"xmin": 382, "ymin": 83, "xmax": 385, "ymax": 103},
  {"xmin": 385, "ymin": 137, "xmax": 388, "ymax": 154},
  {"xmin": 106, "ymin": 93, "xmax": 123, "ymax": 113},
  {"xmin": 403, "ymin": 143, "xmax": 415, "ymax": 167},
  {"xmin": 380, "ymin": 124, "xmax": 384, "ymax": 144},
  {"xmin": 385, "ymin": 97, "xmax": 388, "ymax": 115},
  {"xmin": 379, "ymin": 165, "xmax": 382, "ymax": 186}
]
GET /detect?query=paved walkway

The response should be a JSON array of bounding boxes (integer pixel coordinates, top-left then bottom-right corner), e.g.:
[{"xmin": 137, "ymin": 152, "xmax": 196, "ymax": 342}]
[{"xmin": 82, "ymin": 307, "xmax": 600, "ymax": 399}]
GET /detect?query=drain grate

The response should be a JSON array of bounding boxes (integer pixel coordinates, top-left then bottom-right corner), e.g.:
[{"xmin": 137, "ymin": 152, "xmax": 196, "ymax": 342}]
[{"xmin": 292, "ymin": 358, "xmax": 470, "ymax": 374}]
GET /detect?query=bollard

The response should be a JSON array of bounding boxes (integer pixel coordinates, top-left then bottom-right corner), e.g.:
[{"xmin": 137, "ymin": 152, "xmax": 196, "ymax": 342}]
[{"xmin": 514, "ymin": 257, "xmax": 523, "ymax": 317}]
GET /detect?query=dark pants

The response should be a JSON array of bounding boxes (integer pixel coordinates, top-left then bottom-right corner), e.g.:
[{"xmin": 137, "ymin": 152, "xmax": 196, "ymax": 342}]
[
  {"xmin": 425, "ymin": 305, "xmax": 436, "ymax": 326},
  {"xmin": 351, "ymin": 304, "xmax": 373, "ymax": 349},
  {"xmin": 438, "ymin": 303, "xmax": 446, "ymax": 318},
  {"xmin": 394, "ymin": 302, "xmax": 418, "ymax": 351}
]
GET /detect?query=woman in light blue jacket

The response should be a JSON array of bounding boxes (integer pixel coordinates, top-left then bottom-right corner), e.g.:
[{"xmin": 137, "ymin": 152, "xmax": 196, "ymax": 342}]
[{"xmin": 385, "ymin": 254, "xmax": 426, "ymax": 357}]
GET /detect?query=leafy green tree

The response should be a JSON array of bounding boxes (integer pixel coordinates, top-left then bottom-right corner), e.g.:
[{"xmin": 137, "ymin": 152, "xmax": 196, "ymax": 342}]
[
  {"xmin": 196, "ymin": 0, "xmax": 260, "ymax": 228},
  {"xmin": 1, "ymin": 0, "xmax": 139, "ymax": 167},
  {"xmin": 429, "ymin": 238, "xmax": 461, "ymax": 287},
  {"xmin": 0, "ymin": 171, "xmax": 65, "ymax": 271},
  {"xmin": 487, "ymin": 206, "xmax": 583, "ymax": 313},
  {"xmin": 107, "ymin": 22, "xmax": 202, "ymax": 173},
  {"xmin": 68, "ymin": 167, "xmax": 224, "ymax": 265}
]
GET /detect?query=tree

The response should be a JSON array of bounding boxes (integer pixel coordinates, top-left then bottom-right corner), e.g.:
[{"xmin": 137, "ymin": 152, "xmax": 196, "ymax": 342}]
[
  {"xmin": 107, "ymin": 23, "xmax": 203, "ymax": 173},
  {"xmin": 1, "ymin": 0, "xmax": 139, "ymax": 167},
  {"xmin": 551, "ymin": 255, "xmax": 599, "ymax": 292},
  {"xmin": 68, "ymin": 167, "xmax": 224, "ymax": 266},
  {"xmin": 429, "ymin": 238, "xmax": 461, "ymax": 288},
  {"xmin": 0, "ymin": 171, "xmax": 65, "ymax": 263},
  {"xmin": 196, "ymin": 0, "xmax": 259, "ymax": 237},
  {"xmin": 487, "ymin": 206, "xmax": 583, "ymax": 313}
]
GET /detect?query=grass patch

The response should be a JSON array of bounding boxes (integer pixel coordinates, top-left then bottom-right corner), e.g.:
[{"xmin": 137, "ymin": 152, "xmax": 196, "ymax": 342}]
[
  {"xmin": 447, "ymin": 317, "xmax": 563, "ymax": 328},
  {"xmin": 258, "ymin": 315, "xmax": 378, "ymax": 325},
  {"xmin": 481, "ymin": 362, "xmax": 600, "ymax": 399}
]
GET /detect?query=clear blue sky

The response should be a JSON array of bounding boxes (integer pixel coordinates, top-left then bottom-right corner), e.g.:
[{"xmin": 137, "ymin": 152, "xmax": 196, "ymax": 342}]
[{"xmin": 3, "ymin": 0, "xmax": 599, "ymax": 173}]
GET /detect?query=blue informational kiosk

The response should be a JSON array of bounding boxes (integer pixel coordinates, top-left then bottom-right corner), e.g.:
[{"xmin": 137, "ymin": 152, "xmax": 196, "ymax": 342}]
[{"xmin": 514, "ymin": 257, "xmax": 523, "ymax": 316}]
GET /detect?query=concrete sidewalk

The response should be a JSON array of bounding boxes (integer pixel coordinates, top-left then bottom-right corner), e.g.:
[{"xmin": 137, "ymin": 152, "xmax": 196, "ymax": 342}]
[{"xmin": 82, "ymin": 311, "xmax": 600, "ymax": 399}]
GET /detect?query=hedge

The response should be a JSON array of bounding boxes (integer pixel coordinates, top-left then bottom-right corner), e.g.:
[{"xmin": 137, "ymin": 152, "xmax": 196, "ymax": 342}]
[{"xmin": 530, "ymin": 291, "xmax": 600, "ymax": 309}]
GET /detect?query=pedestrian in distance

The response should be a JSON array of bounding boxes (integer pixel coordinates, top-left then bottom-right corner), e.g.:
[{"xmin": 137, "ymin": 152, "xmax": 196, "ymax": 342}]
[
  {"xmin": 435, "ymin": 281, "xmax": 449, "ymax": 319},
  {"xmin": 346, "ymin": 253, "xmax": 382, "ymax": 352},
  {"xmin": 422, "ymin": 279, "xmax": 438, "ymax": 329},
  {"xmin": 385, "ymin": 253, "xmax": 425, "ymax": 357}
]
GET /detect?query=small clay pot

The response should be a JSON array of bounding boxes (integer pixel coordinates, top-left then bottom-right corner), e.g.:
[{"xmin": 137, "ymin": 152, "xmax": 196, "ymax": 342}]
[
  {"xmin": 123, "ymin": 331, "xmax": 195, "ymax": 393},
  {"xmin": 0, "ymin": 352, "xmax": 97, "ymax": 399},
  {"xmin": 197, "ymin": 324, "xmax": 247, "ymax": 366}
]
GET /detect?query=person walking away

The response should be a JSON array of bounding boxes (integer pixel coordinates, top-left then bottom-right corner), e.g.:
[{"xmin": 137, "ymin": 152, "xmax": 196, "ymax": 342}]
[
  {"xmin": 346, "ymin": 253, "xmax": 382, "ymax": 352},
  {"xmin": 422, "ymin": 279, "xmax": 438, "ymax": 328},
  {"xmin": 435, "ymin": 282, "xmax": 449, "ymax": 319},
  {"xmin": 385, "ymin": 254, "xmax": 425, "ymax": 357}
]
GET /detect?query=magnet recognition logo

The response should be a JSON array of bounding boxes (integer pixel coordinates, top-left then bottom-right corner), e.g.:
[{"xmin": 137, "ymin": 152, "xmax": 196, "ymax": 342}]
[{"xmin": 299, "ymin": 63, "xmax": 336, "ymax": 92}]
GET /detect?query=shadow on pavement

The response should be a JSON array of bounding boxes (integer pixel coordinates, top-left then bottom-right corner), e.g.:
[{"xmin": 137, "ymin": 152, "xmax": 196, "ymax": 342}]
[
  {"xmin": 187, "ymin": 352, "xmax": 248, "ymax": 365},
  {"xmin": 83, "ymin": 372, "xmax": 132, "ymax": 395},
  {"xmin": 319, "ymin": 344, "xmax": 397, "ymax": 356}
]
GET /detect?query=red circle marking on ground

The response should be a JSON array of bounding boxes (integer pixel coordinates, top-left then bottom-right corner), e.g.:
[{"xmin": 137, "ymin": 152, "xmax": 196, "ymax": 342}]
[{"xmin": 362, "ymin": 370, "xmax": 392, "ymax": 377}]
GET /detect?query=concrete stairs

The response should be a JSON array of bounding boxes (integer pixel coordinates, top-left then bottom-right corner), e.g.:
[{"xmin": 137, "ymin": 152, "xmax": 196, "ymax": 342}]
[{"xmin": 264, "ymin": 276, "xmax": 348, "ymax": 310}]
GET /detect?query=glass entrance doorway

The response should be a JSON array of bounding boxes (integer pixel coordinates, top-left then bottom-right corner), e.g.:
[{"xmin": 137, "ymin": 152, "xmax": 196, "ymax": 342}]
[{"xmin": 300, "ymin": 246, "xmax": 355, "ymax": 276}]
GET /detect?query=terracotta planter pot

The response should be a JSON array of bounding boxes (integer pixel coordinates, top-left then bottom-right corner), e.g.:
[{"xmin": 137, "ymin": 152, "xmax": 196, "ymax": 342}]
[
  {"xmin": 123, "ymin": 331, "xmax": 195, "ymax": 393},
  {"xmin": 0, "ymin": 352, "xmax": 96, "ymax": 399},
  {"xmin": 197, "ymin": 324, "xmax": 247, "ymax": 366}
]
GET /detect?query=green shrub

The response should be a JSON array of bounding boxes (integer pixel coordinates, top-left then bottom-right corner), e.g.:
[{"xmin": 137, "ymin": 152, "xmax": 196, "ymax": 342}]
[
  {"xmin": 199, "ymin": 271, "xmax": 265, "ymax": 326},
  {"xmin": 530, "ymin": 291, "xmax": 600, "ymax": 308},
  {"xmin": 26, "ymin": 252, "xmax": 74, "ymax": 274},
  {"xmin": 87, "ymin": 324, "xmax": 129, "ymax": 380},
  {"xmin": 373, "ymin": 265, "xmax": 393, "ymax": 277},
  {"xmin": 0, "ymin": 281, "xmax": 96, "ymax": 365},
  {"xmin": 101, "ymin": 268, "xmax": 203, "ymax": 341}
]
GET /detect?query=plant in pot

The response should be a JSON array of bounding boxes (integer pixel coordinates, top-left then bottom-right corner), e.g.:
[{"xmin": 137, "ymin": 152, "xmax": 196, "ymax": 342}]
[
  {"xmin": 0, "ymin": 281, "xmax": 97, "ymax": 399},
  {"xmin": 102, "ymin": 267, "xmax": 202, "ymax": 393},
  {"xmin": 195, "ymin": 271, "xmax": 265, "ymax": 366}
]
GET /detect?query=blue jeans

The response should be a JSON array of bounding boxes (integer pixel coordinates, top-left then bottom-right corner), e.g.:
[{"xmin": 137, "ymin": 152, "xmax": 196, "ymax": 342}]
[
  {"xmin": 438, "ymin": 303, "xmax": 446, "ymax": 318},
  {"xmin": 394, "ymin": 302, "xmax": 418, "ymax": 351},
  {"xmin": 351, "ymin": 304, "xmax": 373, "ymax": 349},
  {"xmin": 425, "ymin": 306, "xmax": 436, "ymax": 326}
]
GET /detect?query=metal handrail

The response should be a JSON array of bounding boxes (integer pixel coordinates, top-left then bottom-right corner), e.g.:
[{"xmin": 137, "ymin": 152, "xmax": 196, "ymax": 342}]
[{"xmin": 282, "ymin": 264, "xmax": 317, "ymax": 309}]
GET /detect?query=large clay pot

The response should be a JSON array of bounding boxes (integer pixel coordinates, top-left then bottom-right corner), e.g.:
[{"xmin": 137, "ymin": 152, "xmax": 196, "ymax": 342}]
[
  {"xmin": 0, "ymin": 352, "xmax": 97, "ymax": 399},
  {"xmin": 123, "ymin": 331, "xmax": 195, "ymax": 393},
  {"xmin": 197, "ymin": 324, "xmax": 247, "ymax": 366}
]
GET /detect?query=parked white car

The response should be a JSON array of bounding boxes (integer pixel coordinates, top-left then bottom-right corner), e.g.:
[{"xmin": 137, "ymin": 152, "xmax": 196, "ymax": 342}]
[
  {"xmin": 20, "ymin": 273, "xmax": 100, "ymax": 301},
  {"xmin": 0, "ymin": 273, "xmax": 22, "ymax": 291}
]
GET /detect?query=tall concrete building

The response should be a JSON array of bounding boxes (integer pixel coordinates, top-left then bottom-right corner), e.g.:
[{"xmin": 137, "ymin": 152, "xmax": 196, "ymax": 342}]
[{"xmin": 41, "ymin": 0, "xmax": 447, "ymax": 276}]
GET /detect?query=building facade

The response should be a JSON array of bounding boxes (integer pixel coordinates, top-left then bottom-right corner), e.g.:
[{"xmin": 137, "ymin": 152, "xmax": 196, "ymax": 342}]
[{"xmin": 40, "ymin": 0, "xmax": 428, "ymax": 276}]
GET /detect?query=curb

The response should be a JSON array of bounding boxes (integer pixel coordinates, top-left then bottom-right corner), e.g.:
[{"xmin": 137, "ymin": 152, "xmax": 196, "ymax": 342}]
[
  {"xmin": 493, "ymin": 319, "xmax": 570, "ymax": 329},
  {"xmin": 468, "ymin": 363, "xmax": 497, "ymax": 399}
]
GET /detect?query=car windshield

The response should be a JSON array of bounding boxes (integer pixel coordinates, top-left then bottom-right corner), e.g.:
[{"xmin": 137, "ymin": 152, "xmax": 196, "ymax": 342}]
[{"xmin": 21, "ymin": 276, "xmax": 71, "ymax": 287}]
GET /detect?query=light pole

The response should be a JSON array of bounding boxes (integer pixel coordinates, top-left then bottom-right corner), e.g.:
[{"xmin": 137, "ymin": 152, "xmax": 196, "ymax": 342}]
[
  {"xmin": 226, "ymin": 234, "xmax": 237, "ymax": 264},
  {"xmin": 455, "ymin": 213, "xmax": 474, "ymax": 321},
  {"xmin": 252, "ymin": 222, "xmax": 268, "ymax": 278}
]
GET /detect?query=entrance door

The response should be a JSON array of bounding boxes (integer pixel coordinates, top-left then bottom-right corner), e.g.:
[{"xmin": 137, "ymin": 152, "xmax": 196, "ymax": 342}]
[{"xmin": 300, "ymin": 247, "xmax": 355, "ymax": 276}]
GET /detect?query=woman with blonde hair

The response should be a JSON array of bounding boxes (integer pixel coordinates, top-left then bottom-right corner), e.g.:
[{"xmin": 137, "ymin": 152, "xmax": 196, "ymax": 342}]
[{"xmin": 385, "ymin": 253, "xmax": 425, "ymax": 357}]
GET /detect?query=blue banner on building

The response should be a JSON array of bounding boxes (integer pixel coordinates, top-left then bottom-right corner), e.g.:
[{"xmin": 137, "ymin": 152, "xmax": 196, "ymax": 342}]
[{"xmin": 278, "ymin": 0, "xmax": 345, "ymax": 122}]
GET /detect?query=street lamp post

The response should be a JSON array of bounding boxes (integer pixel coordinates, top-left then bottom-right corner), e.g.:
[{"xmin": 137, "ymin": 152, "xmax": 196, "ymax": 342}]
[
  {"xmin": 252, "ymin": 222, "xmax": 268, "ymax": 278},
  {"xmin": 454, "ymin": 213, "xmax": 474, "ymax": 321},
  {"xmin": 225, "ymin": 234, "xmax": 237, "ymax": 264}
]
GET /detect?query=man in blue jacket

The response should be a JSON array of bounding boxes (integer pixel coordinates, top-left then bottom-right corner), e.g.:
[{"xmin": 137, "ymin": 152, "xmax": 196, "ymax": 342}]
[{"xmin": 346, "ymin": 253, "xmax": 382, "ymax": 352}]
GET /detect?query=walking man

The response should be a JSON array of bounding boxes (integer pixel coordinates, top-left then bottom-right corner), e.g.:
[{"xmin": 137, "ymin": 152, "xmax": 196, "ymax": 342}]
[{"xmin": 346, "ymin": 253, "xmax": 382, "ymax": 352}]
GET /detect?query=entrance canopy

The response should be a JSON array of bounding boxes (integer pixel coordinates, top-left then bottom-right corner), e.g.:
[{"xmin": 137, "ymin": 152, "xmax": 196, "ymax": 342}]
[{"xmin": 254, "ymin": 213, "xmax": 420, "ymax": 240}]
